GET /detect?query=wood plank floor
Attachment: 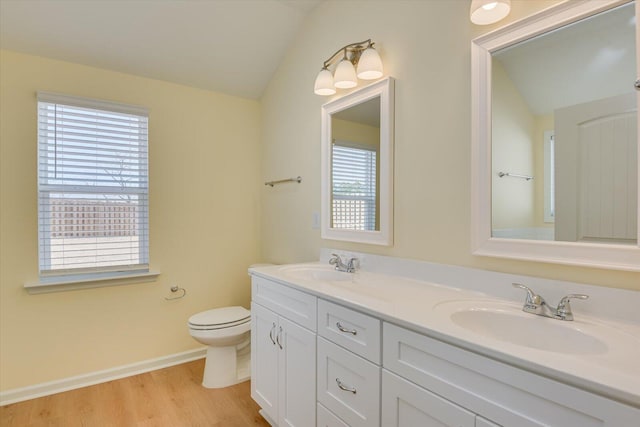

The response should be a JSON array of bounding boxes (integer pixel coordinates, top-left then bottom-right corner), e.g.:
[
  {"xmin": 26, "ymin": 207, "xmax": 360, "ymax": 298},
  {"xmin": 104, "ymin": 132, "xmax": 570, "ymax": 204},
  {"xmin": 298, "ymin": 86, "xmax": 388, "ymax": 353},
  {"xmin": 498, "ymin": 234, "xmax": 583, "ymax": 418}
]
[{"xmin": 0, "ymin": 359, "xmax": 271, "ymax": 427}]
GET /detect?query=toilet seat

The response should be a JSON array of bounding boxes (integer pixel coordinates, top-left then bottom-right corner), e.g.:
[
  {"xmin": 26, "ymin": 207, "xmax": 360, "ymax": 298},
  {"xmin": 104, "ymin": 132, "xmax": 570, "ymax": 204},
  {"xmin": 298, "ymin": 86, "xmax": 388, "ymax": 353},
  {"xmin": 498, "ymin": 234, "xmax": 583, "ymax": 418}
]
[{"xmin": 188, "ymin": 306, "xmax": 250, "ymax": 331}]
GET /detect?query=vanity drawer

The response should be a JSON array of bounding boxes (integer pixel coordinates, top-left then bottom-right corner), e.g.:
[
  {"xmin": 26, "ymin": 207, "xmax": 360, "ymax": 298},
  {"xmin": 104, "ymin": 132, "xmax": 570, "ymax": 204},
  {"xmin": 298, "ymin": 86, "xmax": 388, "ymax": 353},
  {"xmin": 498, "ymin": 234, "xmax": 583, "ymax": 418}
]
[
  {"xmin": 382, "ymin": 369, "xmax": 475, "ymax": 427},
  {"xmin": 251, "ymin": 276, "xmax": 316, "ymax": 331},
  {"xmin": 317, "ymin": 337, "xmax": 380, "ymax": 427},
  {"xmin": 317, "ymin": 299, "xmax": 381, "ymax": 364},
  {"xmin": 383, "ymin": 322, "xmax": 640, "ymax": 427},
  {"xmin": 317, "ymin": 403, "xmax": 350, "ymax": 427}
]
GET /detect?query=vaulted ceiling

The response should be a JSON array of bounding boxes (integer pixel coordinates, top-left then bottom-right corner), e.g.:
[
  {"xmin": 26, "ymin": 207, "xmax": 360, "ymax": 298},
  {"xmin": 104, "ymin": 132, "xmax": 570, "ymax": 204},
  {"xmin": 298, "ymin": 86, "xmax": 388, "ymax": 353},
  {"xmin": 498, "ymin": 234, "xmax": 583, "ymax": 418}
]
[{"xmin": 0, "ymin": 0, "xmax": 323, "ymax": 100}]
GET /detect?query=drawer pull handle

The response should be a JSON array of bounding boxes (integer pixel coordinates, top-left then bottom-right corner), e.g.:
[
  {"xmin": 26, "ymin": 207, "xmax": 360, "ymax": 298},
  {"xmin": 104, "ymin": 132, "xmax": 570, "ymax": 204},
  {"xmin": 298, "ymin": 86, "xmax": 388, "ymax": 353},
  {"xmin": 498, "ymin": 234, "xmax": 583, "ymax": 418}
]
[
  {"xmin": 269, "ymin": 323, "xmax": 276, "ymax": 345},
  {"xmin": 336, "ymin": 322, "xmax": 357, "ymax": 335},
  {"xmin": 336, "ymin": 378, "xmax": 357, "ymax": 394},
  {"xmin": 276, "ymin": 326, "xmax": 283, "ymax": 349}
]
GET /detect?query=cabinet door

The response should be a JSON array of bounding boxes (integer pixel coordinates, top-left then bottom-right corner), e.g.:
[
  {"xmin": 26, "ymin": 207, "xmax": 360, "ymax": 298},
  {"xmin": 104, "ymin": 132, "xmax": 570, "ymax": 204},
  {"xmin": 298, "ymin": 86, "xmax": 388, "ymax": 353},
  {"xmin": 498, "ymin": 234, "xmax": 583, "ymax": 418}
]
[
  {"xmin": 317, "ymin": 403, "xmax": 350, "ymax": 427},
  {"xmin": 251, "ymin": 302, "xmax": 279, "ymax": 423},
  {"xmin": 382, "ymin": 370, "xmax": 475, "ymax": 427},
  {"xmin": 278, "ymin": 316, "xmax": 316, "ymax": 427},
  {"xmin": 476, "ymin": 416, "xmax": 501, "ymax": 427}
]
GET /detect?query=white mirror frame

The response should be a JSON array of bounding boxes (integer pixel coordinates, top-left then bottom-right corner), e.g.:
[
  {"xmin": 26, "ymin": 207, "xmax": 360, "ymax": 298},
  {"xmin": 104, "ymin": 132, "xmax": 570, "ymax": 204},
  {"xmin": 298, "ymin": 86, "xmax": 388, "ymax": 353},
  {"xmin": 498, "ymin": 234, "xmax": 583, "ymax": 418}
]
[
  {"xmin": 321, "ymin": 77, "xmax": 395, "ymax": 246},
  {"xmin": 471, "ymin": 0, "xmax": 640, "ymax": 272}
]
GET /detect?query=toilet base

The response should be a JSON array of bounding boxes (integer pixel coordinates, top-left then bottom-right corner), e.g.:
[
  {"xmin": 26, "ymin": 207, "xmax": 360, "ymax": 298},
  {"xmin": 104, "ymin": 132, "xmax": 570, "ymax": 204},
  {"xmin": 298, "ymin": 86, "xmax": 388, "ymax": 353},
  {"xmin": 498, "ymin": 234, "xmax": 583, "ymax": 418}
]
[{"xmin": 201, "ymin": 345, "xmax": 250, "ymax": 389}]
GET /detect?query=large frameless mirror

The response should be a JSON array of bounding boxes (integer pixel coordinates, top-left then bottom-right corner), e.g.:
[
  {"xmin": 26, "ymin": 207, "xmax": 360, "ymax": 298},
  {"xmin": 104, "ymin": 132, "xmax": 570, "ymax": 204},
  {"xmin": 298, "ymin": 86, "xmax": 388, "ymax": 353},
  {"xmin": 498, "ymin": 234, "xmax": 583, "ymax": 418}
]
[
  {"xmin": 321, "ymin": 77, "xmax": 394, "ymax": 245},
  {"xmin": 471, "ymin": 0, "xmax": 640, "ymax": 270}
]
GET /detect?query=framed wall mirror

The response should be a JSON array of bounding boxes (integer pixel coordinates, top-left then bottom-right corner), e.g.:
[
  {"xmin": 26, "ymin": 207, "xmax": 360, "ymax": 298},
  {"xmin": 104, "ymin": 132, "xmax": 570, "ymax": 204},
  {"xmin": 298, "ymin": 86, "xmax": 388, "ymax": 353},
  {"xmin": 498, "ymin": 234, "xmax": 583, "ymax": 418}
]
[
  {"xmin": 472, "ymin": 0, "xmax": 640, "ymax": 271},
  {"xmin": 321, "ymin": 77, "xmax": 394, "ymax": 245}
]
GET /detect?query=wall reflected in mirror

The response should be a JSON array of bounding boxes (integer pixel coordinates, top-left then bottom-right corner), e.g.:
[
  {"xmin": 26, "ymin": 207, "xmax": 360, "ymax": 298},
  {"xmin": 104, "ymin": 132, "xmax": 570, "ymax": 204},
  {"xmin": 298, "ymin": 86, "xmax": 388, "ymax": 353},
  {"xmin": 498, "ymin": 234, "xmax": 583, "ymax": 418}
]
[
  {"xmin": 330, "ymin": 97, "xmax": 381, "ymax": 231},
  {"xmin": 491, "ymin": 1, "xmax": 637, "ymax": 244}
]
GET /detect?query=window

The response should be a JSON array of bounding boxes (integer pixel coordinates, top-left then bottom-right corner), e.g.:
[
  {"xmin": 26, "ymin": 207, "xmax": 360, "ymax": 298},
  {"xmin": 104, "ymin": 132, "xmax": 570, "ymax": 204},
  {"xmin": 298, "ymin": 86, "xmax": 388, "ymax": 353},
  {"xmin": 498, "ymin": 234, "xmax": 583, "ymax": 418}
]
[
  {"xmin": 543, "ymin": 130, "xmax": 555, "ymax": 223},
  {"xmin": 37, "ymin": 92, "xmax": 149, "ymax": 277},
  {"xmin": 331, "ymin": 140, "xmax": 377, "ymax": 230}
]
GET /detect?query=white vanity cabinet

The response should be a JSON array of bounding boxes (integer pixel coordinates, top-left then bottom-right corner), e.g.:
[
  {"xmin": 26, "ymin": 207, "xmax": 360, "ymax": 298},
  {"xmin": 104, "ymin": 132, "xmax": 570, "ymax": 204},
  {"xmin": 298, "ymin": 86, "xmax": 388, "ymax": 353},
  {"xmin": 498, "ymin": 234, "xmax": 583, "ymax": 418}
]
[
  {"xmin": 316, "ymin": 299, "xmax": 382, "ymax": 427},
  {"xmin": 250, "ymin": 270, "xmax": 640, "ymax": 427},
  {"xmin": 251, "ymin": 276, "xmax": 317, "ymax": 427},
  {"xmin": 383, "ymin": 322, "xmax": 639, "ymax": 427}
]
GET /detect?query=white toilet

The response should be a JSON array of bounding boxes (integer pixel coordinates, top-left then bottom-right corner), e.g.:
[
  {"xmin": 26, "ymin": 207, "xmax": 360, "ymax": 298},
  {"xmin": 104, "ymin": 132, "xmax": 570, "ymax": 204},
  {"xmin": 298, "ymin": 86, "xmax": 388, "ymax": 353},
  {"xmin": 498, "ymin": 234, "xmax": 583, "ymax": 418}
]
[{"xmin": 188, "ymin": 306, "xmax": 251, "ymax": 388}]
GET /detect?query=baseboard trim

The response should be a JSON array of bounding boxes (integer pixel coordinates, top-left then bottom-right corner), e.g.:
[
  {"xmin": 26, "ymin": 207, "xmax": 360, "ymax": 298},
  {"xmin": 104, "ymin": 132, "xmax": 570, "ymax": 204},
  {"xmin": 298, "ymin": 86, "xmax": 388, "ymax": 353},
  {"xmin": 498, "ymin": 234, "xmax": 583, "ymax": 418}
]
[{"xmin": 0, "ymin": 347, "xmax": 207, "ymax": 406}]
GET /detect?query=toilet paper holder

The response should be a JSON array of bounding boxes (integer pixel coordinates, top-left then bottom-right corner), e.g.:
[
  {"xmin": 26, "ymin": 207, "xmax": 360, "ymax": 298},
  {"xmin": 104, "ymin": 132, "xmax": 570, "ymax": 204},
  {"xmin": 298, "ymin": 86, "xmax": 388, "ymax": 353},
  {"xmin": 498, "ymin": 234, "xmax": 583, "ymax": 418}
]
[{"xmin": 165, "ymin": 286, "xmax": 187, "ymax": 300}]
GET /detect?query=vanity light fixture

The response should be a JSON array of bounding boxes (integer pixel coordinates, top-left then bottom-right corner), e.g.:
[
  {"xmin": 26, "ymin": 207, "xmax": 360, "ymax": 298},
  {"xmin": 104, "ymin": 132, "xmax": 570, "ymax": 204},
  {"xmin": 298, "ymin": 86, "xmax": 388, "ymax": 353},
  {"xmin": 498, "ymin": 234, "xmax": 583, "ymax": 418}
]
[
  {"xmin": 314, "ymin": 39, "xmax": 383, "ymax": 96},
  {"xmin": 470, "ymin": 0, "xmax": 511, "ymax": 25}
]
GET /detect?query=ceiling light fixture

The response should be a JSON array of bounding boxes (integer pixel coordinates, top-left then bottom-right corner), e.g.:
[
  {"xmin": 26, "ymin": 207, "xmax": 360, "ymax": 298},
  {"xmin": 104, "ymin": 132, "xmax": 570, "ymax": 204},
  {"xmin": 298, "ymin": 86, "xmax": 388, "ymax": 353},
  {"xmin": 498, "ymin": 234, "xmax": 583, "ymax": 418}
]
[
  {"xmin": 314, "ymin": 39, "xmax": 383, "ymax": 96},
  {"xmin": 470, "ymin": 0, "xmax": 511, "ymax": 25}
]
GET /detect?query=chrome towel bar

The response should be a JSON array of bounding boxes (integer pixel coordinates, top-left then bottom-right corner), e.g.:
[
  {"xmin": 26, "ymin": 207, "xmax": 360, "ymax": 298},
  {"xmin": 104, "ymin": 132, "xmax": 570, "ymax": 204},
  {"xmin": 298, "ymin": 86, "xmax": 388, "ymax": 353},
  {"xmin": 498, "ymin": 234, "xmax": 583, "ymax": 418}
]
[
  {"xmin": 498, "ymin": 172, "xmax": 533, "ymax": 181},
  {"xmin": 265, "ymin": 176, "xmax": 302, "ymax": 187}
]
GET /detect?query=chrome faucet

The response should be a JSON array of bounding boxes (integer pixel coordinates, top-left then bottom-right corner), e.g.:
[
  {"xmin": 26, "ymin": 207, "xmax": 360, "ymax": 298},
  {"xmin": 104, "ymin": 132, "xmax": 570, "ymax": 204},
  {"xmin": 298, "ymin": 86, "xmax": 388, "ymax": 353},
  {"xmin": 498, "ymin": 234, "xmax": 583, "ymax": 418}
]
[
  {"xmin": 512, "ymin": 283, "xmax": 588, "ymax": 321},
  {"xmin": 329, "ymin": 253, "xmax": 358, "ymax": 273}
]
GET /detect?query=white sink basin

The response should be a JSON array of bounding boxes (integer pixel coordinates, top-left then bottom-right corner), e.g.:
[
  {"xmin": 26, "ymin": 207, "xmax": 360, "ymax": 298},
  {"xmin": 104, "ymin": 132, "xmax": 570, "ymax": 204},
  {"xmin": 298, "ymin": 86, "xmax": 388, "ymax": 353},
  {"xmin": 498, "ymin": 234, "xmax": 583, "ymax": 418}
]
[
  {"xmin": 278, "ymin": 265, "xmax": 353, "ymax": 282},
  {"xmin": 434, "ymin": 300, "xmax": 630, "ymax": 355},
  {"xmin": 450, "ymin": 307, "xmax": 607, "ymax": 354}
]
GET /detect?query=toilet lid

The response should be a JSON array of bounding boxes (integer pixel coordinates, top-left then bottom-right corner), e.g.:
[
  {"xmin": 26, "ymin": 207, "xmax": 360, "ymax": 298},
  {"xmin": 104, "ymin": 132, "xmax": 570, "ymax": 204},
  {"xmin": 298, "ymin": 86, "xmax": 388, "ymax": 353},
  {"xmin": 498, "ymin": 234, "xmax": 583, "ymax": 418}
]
[{"xmin": 188, "ymin": 306, "xmax": 250, "ymax": 327}]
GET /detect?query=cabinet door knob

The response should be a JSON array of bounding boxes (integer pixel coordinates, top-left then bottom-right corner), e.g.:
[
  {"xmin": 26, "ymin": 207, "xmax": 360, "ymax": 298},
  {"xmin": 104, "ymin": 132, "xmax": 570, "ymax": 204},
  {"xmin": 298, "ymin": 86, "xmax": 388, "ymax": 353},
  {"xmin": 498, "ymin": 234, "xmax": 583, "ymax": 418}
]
[
  {"xmin": 336, "ymin": 378, "xmax": 357, "ymax": 394},
  {"xmin": 336, "ymin": 322, "xmax": 357, "ymax": 335},
  {"xmin": 276, "ymin": 326, "xmax": 283, "ymax": 349},
  {"xmin": 635, "ymin": 79, "xmax": 640, "ymax": 90},
  {"xmin": 269, "ymin": 323, "xmax": 276, "ymax": 345}
]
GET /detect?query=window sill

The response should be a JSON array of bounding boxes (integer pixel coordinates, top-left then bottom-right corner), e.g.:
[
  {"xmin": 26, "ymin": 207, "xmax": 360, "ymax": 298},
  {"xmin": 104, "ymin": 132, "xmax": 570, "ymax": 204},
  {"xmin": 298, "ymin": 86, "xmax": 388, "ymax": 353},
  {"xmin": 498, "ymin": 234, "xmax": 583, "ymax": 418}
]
[{"xmin": 24, "ymin": 270, "xmax": 160, "ymax": 294}]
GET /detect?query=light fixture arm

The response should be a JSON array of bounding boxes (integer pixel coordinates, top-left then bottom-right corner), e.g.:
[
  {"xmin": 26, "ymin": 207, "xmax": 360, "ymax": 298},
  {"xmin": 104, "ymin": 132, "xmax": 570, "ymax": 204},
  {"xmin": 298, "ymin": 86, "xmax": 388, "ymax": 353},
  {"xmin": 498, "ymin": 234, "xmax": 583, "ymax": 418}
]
[
  {"xmin": 314, "ymin": 38, "xmax": 383, "ymax": 95},
  {"xmin": 322, "ymin": 39, "xmax": 373, "ymax": 69}
]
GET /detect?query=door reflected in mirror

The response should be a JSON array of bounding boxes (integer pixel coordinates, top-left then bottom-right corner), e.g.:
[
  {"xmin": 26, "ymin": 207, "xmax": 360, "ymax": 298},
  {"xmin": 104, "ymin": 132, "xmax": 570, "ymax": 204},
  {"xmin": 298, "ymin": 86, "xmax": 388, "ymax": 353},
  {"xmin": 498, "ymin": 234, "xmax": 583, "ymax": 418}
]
[
  {"xmin": 331, "ymin": 97, "xmax": 381, "ymax": 231},
  {"xmin": 491, "ymin": 1, "xmax": 637, "ymax": 245}
]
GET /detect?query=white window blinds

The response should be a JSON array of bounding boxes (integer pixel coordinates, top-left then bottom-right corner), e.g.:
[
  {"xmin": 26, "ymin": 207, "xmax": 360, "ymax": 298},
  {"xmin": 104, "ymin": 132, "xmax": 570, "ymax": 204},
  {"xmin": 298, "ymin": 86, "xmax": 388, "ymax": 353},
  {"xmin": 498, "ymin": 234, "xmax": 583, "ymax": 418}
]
[
  {"xmin": 331, "ymin": 141, "xmax": 377, "ymax": 231},
  {"xmin": 37, "ymin": 92, "xmax": 149, "ymax": 276}
]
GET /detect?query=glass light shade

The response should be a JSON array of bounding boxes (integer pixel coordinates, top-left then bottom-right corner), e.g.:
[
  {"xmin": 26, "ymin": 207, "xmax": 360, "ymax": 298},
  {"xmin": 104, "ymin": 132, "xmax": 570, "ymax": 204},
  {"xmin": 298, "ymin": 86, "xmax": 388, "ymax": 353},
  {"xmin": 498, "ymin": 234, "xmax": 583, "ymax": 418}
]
[
  {"xmin": 470, "ymin": 0, "xmax": 511, "ymax": 25},
  {"xmin": 356, "ymin": 47, "xmax": 383, "ymax": 80},
  {"xmin": 333, "ymin": 59, "xmax": 358, "ymax": 89},
  {"xmin": 314, "ymin": 68, "xmax": 336, "ymax": 95}
]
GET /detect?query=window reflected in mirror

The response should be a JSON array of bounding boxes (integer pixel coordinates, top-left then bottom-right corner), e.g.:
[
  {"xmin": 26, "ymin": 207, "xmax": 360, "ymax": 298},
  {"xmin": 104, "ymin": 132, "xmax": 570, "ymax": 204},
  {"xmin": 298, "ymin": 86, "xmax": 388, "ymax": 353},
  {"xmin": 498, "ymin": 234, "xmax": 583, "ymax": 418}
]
[
  {"xmin": 330, "ymin": 97, "xmax": 381, "ymax": 231},
  {"xmin": 331, "ymin": 142, "xmax": 378, "ymax": 230}
]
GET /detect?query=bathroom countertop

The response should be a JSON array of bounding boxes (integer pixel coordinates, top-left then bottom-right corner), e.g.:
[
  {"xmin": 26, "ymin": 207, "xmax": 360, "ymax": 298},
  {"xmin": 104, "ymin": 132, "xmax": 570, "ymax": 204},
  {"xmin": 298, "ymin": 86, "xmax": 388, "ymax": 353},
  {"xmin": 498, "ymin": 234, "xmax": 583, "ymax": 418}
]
[{"xmin": 249, "ymin": 262, "xmax": 640, "ymax": 409}]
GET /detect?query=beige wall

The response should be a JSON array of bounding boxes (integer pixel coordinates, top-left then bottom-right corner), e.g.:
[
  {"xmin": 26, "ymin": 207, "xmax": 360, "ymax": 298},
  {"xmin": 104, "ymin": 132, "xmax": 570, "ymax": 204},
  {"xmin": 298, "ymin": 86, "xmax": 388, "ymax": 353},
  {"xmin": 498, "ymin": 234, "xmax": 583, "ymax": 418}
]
[
  {"xmin": 260, "ymin": 0, "xmax": 639, "ymax": 289},
  {"xmin": 332, "ymin": 118, "xmax": 380, "ymax": 150},
  {"xmin": 0, "ymin": 50, "xmax": 262, "ymax": 391},
  {"xmin": 492, "ymin": 60, "xmax": 535, "ymax": 229}
]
